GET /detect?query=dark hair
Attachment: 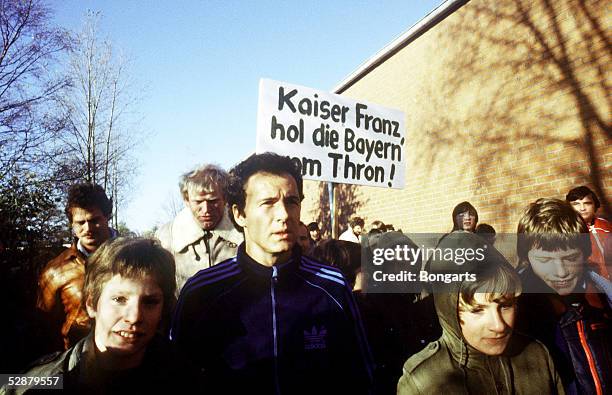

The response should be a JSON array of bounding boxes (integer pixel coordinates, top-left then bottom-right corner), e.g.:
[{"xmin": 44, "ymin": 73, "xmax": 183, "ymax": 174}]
[
  {"xmin": 311, "ymin": 239, "xmax": 361, "ymax": 288},
  {"xmin": 566, "ymin": 186, "xmax": 600, "ymax": 209},
  {"xmin": 226, "ymin": 152, "xmax": 304, "ymax": 232},
  {"xmin": 84, "ymin": 237, "xmax": 176, "ymax": 323},
  {"xmin": 349, "ymin": 216, "xmax": 365, "ymax": 228},
  {"xmin": 517, "ymin": 198, "xmax": 591, "ymax": 269},
  {"xmin": 306, "ymin": 222, "xmax": 319, "ymax": 231},
  {"xmin": 299, "ymin": 221, "xmax": 313, "ymax": 242},
  {"xmin": 384, "ymin": 224, "xmax": 395, "ymax": 232},
  {"xmin": 475, "ymin": 223, "xmax": 496, "ymax": 245},
  {"xmin": 475, "ymin": 223, "xmax": 495, "ymax": 235},
  {"xmin": 452, "ymin": 201, "xmax": 478, "ymax": 231},
  {"xmin": 65, "ymin": 183, "xmax": 112, "ymax": 223},
  {"xmin": 370, "ymin": 220, "xmax": 385, "ymax": 231}
]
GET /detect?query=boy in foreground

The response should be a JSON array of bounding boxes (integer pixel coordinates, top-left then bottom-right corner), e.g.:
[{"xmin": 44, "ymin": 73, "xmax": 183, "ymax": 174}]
[
  {"xmin": 3, "ymin": 238, "xmax": 188, "ymax": 394},
  {"xmin": 398, "ymin": 232, "xmax": 563, "ymax": 394}
]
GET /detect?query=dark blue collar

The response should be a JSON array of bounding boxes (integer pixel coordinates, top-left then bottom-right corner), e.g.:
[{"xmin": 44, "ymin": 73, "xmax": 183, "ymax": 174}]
[{"xmin": 236, "ymin": 242, "xmax": 301, "ymax": 278}]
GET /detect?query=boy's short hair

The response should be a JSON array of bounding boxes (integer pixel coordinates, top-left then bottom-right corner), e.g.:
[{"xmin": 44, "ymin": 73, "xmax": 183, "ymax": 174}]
[
  {"xmin": 349, "ymin": 216, "xmax": 365, "ymax": 228},
  {"xmin": 516, "ymin": 198, "xmax": 591, "ymax": 268},
  {"xmin": 566, "ymin": 185, "xmax": 600, "ymax": 209},
  {"xmin": 84, "ymin": 237, "xmax": 176, "ymax": 320},
  {"xmin": 306, "ymin": 222, "xmax": 319, "ymax": 231},
  {"xmin": 226, "ymin": 152, "xmax": 304, "ymax": 232},
  {"xmin": 475, "ymin": 223, "xmax": 495, "ymax": 235},
  {"xmin": 179, "ymin": 164, "xmax": 229, "ymax": 201},
  {"xmin": 458, "ymin": 262, "xmax": 522, "ymax": 313},
  {"xmin": 370, "ymin": 220, "xmax": 385, "ymax": 230},
  {"xmin": 475, "ymin": 223, "xmax": 496, "ymax": 244},
  {"xmin": 65, "ymin": 183, "xmax": 112, "ymax": 223}
]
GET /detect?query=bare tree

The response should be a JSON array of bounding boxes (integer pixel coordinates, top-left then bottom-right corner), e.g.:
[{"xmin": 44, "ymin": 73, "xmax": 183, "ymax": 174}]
[
  {"xmin": 0, "ymin": 0, "xmax": 70, "ymax": 178},
  {"xmin": 161, "ymin": 190, "xmax": 184, "ymax": 224},
  {"xmin": 55, "ymin": 11, "xmax": 141, "ymax": 221}
]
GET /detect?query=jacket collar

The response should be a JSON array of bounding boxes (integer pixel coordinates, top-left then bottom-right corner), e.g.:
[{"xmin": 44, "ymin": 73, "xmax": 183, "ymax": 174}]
[
  {"xmin": 237, "ymin": 242, "xmax": 299, "ymax": 278},
  {"xmin": 170, "ymin": 207, "xmax": 243, "ymax": 252},
  {"xmin": 66, "ymin": 333, "xmax": 99, "ymax": 384},
  {"xmin": 76, "ymin": 239, "xmax": 90, "ymax": 257},
  {"xmin": 60, "ymin": 243, "xmax": 87, "ymax": 265},
  {"xmin": 66, "ymin": 332, "xmax": 170, "ymax": 386}
]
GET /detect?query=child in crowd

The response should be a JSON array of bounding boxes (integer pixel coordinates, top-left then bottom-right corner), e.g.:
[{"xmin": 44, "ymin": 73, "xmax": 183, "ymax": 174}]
[
  {"xmin": 517, "ymin": 198, "xmax": 612, "ymax": 395},
  {"xmin": 2, "ymin": 238, "xmax": 191, "ymax": 394},
  {"xmin": 398, "ymin": 232, "xmax": 563, "ymax": 394}
]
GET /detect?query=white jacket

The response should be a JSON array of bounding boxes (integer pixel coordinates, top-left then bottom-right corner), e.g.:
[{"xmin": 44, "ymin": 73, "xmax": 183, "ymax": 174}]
[
  {"xmin": 339, "ymin": 228, "xmax": 360, "ymax": 243},
  {"xmin": 156, "ymin": 207, "xmax": 243, "ymax": 293}
]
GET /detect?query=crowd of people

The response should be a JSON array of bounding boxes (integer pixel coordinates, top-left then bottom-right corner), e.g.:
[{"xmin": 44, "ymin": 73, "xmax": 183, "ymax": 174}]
[{"xmin": 1, "ymin": 153, "xmax": 610, "ymax": 394}]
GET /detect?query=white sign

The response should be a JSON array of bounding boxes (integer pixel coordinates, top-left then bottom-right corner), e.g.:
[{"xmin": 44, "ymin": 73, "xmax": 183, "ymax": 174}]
[{"xmin": 256, "ymin": 78, "xmax": 406, "ymax": 189}]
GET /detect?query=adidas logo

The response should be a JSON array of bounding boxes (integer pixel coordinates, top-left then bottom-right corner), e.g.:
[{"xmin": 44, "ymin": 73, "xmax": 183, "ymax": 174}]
[{"xmin": 304, "ymin": 325, "xmax": 327, "ymax": 350}]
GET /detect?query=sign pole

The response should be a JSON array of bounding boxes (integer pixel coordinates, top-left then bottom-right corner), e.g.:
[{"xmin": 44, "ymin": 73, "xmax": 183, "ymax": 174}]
[{"xmin": 328, "ymin": 182, "xmax": 335, "ymax": 238}]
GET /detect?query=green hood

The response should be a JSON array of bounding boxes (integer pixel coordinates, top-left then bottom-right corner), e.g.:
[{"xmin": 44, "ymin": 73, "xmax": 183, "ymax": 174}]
[{"xmin": 429, "ymin": 231, "xmax": 511, "ymax": 367}]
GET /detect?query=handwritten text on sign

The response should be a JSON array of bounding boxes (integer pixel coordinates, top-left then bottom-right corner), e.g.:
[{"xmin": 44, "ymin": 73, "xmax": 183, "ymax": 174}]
[{"xmin": 256, "ymin": 79, "xmax": 406, "ymax": 189}]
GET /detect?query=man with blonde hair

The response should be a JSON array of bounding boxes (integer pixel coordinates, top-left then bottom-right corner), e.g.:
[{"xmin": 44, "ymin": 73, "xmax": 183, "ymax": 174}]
[{"xmin": 156, "ymin": 164, "xmax": 242, "ymax": 293}]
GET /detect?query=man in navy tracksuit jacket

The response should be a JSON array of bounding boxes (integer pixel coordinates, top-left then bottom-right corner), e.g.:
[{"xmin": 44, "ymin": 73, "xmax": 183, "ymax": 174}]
[{"xmin": 170, "ymin": 153, "xmax": 373, "ymax": 394}]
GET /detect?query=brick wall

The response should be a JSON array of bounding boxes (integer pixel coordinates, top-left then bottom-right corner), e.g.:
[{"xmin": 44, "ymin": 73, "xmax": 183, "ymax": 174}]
[{"xmin": 301, "ymin": 0, "xmax": 611, "ymax": 235}]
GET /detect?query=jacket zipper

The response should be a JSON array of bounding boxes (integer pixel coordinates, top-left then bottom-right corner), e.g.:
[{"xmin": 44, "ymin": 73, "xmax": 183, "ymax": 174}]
[
  {"xmin": 577, "ymin": 320, "xmax": 603, "ymax": 395},
  {"xmin": 271, "ymin": 266, "xmax": 280, "ymax": 394},
  {"xmin": 203, "ymin": 230, "xmax": 212, "ymax": 267}
]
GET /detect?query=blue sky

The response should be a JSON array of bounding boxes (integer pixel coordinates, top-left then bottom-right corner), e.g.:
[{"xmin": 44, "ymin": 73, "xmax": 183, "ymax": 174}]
[{"xmin": 52, "ymin": 0, "xmax": 443, "ymax": 232}]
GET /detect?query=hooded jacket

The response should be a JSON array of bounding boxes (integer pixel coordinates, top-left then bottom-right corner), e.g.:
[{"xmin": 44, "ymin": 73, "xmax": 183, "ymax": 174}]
[
  {"xmin": 156, "ymin": 207, "xmax": 243, "ymax": 293},
  {"xmin": 398, "ymin": 232, "xmax": 564, "ymax": 394}
]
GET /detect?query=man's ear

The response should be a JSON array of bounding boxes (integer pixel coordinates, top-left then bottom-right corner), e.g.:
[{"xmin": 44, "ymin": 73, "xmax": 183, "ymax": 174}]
[
  {"xmin": 232, "ymin": 204, "xmax": 247, "ymax": 228},
  {"xmin": 85, "ymin": 296, "xmax": 97, "ymax": 319}
]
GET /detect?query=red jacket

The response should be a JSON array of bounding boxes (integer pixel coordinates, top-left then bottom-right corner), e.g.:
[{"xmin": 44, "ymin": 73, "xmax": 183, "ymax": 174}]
[{"xmin": 588, "ymin": 217, "xmax": 611, "ymax": 280}]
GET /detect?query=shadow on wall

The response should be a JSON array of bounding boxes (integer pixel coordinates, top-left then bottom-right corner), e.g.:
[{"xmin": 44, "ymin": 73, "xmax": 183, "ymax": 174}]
[
  {"xmin": 413, "ymin": 0, "xmax": 610, "ymax": 221},
  {"xmin": 315, "ymin": 182, "xmax": 366, "ymax": 237}
]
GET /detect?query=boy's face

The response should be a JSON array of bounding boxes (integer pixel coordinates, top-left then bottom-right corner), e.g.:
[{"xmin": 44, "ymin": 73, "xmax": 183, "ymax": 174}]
[
  {"xmin": 527, "ymin": 247, "xmax": 584, "ymax": 295},
  {"xmin": 569, "ymin": 195, "xmax": 596, "ymax": 224},
  {"xmin": 87, "ymin": 274, "xmax": 163, "ymax": 366},
  {"xmin": 459, "ymin": 293, "xmax": 516, "ymax": 356},
  {"xmin": 456, "ymin": 210, "xmax": 477, "ymax": 232}
]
